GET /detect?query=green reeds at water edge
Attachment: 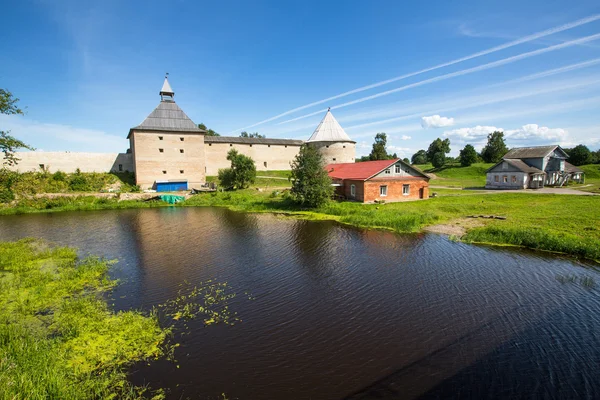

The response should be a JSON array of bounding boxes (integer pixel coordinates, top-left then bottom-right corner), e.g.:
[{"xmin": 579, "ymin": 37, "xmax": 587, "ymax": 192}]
[{"xmin": 0, "ymin": 239, "xmax": 168, "ymax": 399}]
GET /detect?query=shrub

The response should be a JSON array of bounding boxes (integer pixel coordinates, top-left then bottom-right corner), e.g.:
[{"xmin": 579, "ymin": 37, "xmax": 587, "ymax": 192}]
[
  {"xmin": 0, "ymin": 187, "xmax": 14, "ymax": 203},
  {"xmin": 218, "ymin": 149, "xmax": 256, "ymax": 190}
]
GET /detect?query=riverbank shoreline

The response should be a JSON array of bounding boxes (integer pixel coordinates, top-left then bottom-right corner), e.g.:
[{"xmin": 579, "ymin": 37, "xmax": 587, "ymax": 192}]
[{"xmin": 1, "ymin": 190, "xmax": 599, "ymax": 262}]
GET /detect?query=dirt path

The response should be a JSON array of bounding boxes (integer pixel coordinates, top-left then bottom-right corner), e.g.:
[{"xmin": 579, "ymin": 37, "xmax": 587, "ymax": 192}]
[
  {"xmin": 424, "ymin": 218, "xmax": 486, "ymax": 237},
  {"xmin": 430, "ymin": 186, "xmax": 598, "ymax": 195}
]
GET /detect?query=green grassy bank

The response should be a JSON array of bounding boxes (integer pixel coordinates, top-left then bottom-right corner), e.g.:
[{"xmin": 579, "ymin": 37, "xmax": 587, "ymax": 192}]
[
  {"xmin": 182, "ymin": 189, "xmax": 600, "ymax": 261},
  {"xmin": 0, "ymin": 239, "xmax": 168, "ymax": 399},
  {"xmin": 1, "ymin": 172, "xmax": 599, "ymax": 261}
]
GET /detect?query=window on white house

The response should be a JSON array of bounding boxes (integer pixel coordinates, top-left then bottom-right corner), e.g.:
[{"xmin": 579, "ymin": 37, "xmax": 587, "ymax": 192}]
[
  {"xmin": 159, "ymin": 136, "xmax": 163, "ymax": 140},
  {"xmin": 118, "ymin": 164, "xmax": 123, "ymax": 172},
  {"xmin": 385, "ymin": 168, "xmax": 391, "ymax": 174},
  {"xmin": 511, "ymin": 175, "xmax": 517, "ymax": 183},
  {"xmin": 333, "ymin": 158, "xmax": 336, "ymax": 161},
  {"xmin": 159, "ymin": 148, "xmax": 164, "ymax": 153},
  {"xmin": 403, "ymin": 184, "xmax": 410, "ymax": 195},
  {"xmin": 264, "ymin": 162, "xmax": 267, "ymax": 167},
  {"xmin": 162, "ymin": 170, "xmax": 167, "ymax": 174},
  {"xmin": 180, "ymin": 137, "xmax": 184, "ymax": 141},
  {"xmin": 395, "ymin": 164, "xmax": 401, "ymax": 173},
  {"xmin": 350, "ymin": 184, "xmax": 356, "ymax": 197},
  {"xmin": 380, "ymin": 185, "xmax": 387, "ymax": 196},
  {"xmin": 494, "ymin": 175, "xmax": 499, "ymax": 182},
  {"xmin": 180, "ymin": 149, "xmax": 184, "ymax": 153},
  {"xmin": 503, "ymin": 175, "xmax": 508, "ymax": 183},
  {"xmin": 180, "ymin": 170, "xmax": 184, "ymax": 174}
]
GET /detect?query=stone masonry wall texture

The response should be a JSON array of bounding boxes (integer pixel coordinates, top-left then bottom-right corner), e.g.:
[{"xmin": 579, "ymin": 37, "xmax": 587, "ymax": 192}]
[{"xmin": 131, "ymin": 131, "xmax": 206, "ymax": 189}]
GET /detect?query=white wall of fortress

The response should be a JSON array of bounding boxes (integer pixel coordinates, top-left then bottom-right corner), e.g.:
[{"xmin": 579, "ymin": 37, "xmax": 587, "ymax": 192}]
[
  {"xmin": 307, "ymin": 142, "xmax": 356, "ymax": 164},
  {"xmin": 8, "ymin": 152, "xmax": 133, "ymax": 173},
  {"xmin": 204, "ymin": 142, "xmax": 301, "ymax": 176}
]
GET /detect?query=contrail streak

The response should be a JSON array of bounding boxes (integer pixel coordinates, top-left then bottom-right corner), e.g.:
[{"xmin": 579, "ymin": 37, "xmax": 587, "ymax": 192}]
[
  {"xmin": 229, "ymin": 14, "xmax": 600, "ymax": 133},
  {"xmin": 345, "ymin": 77, "xmax": 600, "ymax": 131},
  {"xmin": 279, "ymin": 32, "xmax": 600, "ymax": 125},
  {"xmin": 345, "ymin": 59, "xmax": 600, "ymax": 129}
]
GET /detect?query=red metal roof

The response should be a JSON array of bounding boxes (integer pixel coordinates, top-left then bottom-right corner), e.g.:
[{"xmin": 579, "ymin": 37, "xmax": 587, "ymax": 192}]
[{"xmin": 325, "ymin": 159, "xmax": 398, "ymax": 180}]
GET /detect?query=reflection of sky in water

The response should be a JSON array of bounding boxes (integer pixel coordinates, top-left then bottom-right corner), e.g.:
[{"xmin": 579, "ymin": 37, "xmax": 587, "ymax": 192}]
[{"xmin": 1, "ymin": 208, "xmax": 599, "ymax": 399}]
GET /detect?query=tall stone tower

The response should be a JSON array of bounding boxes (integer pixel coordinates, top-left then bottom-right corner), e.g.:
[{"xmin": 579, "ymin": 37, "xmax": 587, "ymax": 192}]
[
  {"xmin": 128, "ymin": 76, "xmax": 207, "ymax": 190},
  {"xmin": 306, "ymin": 109, "xmax": 355, "ymax": 164}
]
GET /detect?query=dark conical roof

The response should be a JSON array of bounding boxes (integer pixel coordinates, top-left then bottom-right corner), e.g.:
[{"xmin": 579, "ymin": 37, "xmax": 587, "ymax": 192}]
[
  {"xmin": 132, "ymin": 101, "xmax": 202, "ymax": 133},
  {"xmin": 128, "ymin": 77, "xmax": 205, "ymax": 137}
]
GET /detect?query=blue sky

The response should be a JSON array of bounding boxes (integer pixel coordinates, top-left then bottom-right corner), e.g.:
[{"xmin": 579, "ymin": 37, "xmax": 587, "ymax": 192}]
[{"xmin": 2, "ymin": 0, "xmax": 600, "ymax": 158}]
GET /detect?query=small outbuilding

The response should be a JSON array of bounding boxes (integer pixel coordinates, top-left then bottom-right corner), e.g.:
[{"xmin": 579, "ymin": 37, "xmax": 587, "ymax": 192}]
[{"xmin": 326, "ymin": 159, "xmax": 429, "ymax": 203}]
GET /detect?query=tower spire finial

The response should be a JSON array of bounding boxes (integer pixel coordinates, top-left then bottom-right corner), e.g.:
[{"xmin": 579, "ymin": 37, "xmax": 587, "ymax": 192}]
[{"xmin": 159, "ymin": 74, "xmax": 174, "ymax": 101}]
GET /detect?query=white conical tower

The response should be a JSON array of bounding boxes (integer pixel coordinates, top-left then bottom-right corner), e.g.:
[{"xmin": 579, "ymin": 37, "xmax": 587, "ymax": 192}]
[{"xmin": 307, "ymin": 108, "xmax": 355, "ymax": 164}]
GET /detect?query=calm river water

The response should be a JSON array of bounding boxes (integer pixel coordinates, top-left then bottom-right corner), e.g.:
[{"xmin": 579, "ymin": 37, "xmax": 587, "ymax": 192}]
[{"xmin": 1, "ymin": 207, "xmax": 600, "ymax": 399}]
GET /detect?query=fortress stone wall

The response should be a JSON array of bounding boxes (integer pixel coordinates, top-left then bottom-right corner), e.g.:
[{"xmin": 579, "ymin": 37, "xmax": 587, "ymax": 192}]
[
  {"xmin": 7, "ymin": 79, "xmax": 356, "ymax": 190},
  {"xmin": 203, "ymin": 137, "xmax": 302, "ymax": 176},
  {"xmin": 9, "ymin": 152, "xmax": 133, "ymax": 174}
]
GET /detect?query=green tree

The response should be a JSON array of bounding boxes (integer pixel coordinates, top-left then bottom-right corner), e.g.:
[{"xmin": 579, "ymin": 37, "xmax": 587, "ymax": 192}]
[
  {"xmin": 411, "ymin": 150, "xmax": 427, "ymax": 164},
  {"xmin": 481, "ymin": 131, "xmax": 508, "ymax": 163},
  {"xmin": 432, "ymin": 152, "xmax": 446, "ymax": 169},
  {"xmin": 198, "ymin": 123, "xmax": 220, "ymax": 136},
  {"xmin": 217, "ymin": 149, "xmax": 256, "ymax": 190},
  {"xmin": 290, "ymin": 145, "xmax": 333, "ymax": 208},
  {"xmin": 567, "ymin": 144, "xmax": 592, "ymax": 166},
  {"xmin": 369, "ymin": 132, "xmax": 393, "ymax": 160},
  {"xmin": 1, "ymin": 89, "xmax": 33, "ymax": 166},
  {"xmin": 425, "ymin": 138, "xmax": 451, "ymax": 162},
  {"xmin": 402, "ymin": 157, "xmax": 410, "ymax": 164},
  {"xmin": 459, "ymin": 144, "xmax": 478, "ymax": 167},
  {"xmin": 240, "ymin": 131, "xmax": 265, "ymax": 139}
]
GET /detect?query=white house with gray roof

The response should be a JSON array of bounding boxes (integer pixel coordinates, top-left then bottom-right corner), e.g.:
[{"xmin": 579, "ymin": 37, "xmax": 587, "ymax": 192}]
[{"xmin": 485, "ymin": 145, "xmax": 584, "ymax": 189}]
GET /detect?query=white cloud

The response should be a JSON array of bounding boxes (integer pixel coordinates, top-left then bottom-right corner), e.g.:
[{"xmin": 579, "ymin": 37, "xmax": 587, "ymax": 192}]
[
  {"xmin": 444, "ymin": 125, "xmax": 501, "ymax": 140},
  {"xmin": 0, "ymin": 115, "xmax": 127, "ymax": 153},
  {"xmin": 505, "ymin": 124, "xmax": 568, "ymax": 141},
  {"xmin": 421, "ymin": 115, "xmax": 455, "ymax": 129},
  {"xmin": 401, "ymin": 135, "xmax": 411, "ymax": 140}
]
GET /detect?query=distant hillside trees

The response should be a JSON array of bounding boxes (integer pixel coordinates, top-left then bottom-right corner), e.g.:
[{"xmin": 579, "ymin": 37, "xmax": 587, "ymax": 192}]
[
  {"xmin": 218, "ymin": 149, "xmax": 256, "ymax": 190},
  {"xmin": 198, "ymin": 123, "xmax": 220, "ymax": 136},
  {"xmin": 1, "ymin": 89, "xmax": 33, "ymax": 166},
  {"xmin": 481, "ymin": 131, "xmax": 508, "ymax": 163},
  {"xmin": 289, "ymin": 145, "xmax": 333, "ymax": 208},
  {"xmin": 459, "ymin": 144, "xmax": 478, "ymax": 167},
  {"xmin": 411, "ymin": 150, "xmax": 427, "ymax": 165},
  {"xmin": 565, "ymin": 145, "xmax": 592, "ymax": 166},
  {"xmin": 240, "ymin": 131, "xmax": 265, "ymax": 139}
]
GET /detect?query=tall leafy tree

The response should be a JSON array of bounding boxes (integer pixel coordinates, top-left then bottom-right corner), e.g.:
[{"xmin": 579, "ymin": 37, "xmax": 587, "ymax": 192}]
[
  {"xmin": 459, "ymin": 144, "xmax": 478, "ymax": 167},
  {"xmin": 369, "ymin": 132, "xmax": 393, "ymax": 160},
  {"xmin": 240, "ymin": 131, "xmax": 265, "ymax": 139},
  {"xmin": 1, "ymin": 89, "xmax": 33, "ymax": 166},
  {"xmin": 481, "ymin": 131, "xmax": 508, "ymax": 163},
  {"xmin": 290, "ymin": 145, "xmax": 333, "ymax": 208},
  {"xmin": 567, "ymin": 144, "xmax": 592, "ymax": 166},
  {"xmin": 217, "ymin": 149, "xmax": 256, "ymax": 189},
  {"xmin": 411, "ymin": 150, "xmax": 427, "ymax": 164},
  {"xmin": 425, "ymin": 138, "xmax": 451, "ymax": 162},
  {"xmin": 198, "ymin": 123, "xmax": 220, "ymax": 136}
]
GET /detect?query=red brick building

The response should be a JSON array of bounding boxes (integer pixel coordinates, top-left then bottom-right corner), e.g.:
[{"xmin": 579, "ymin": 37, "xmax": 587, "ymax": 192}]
[{"xmin": 326, "ymin": 159, "xmax": 430, "ymax": 203}]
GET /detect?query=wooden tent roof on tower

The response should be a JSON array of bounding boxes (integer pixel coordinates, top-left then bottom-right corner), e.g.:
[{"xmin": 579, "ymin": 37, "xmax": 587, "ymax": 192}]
[{"xmin": 306, "ymin": 109, "xmax": 355, "ymax": 143}]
